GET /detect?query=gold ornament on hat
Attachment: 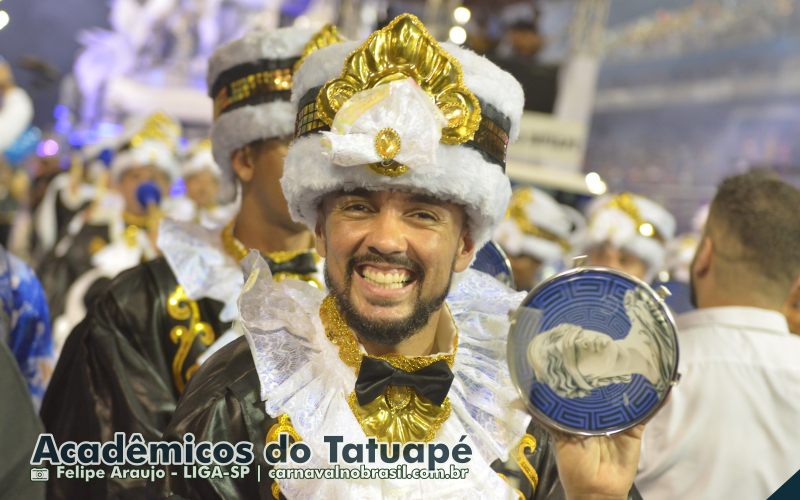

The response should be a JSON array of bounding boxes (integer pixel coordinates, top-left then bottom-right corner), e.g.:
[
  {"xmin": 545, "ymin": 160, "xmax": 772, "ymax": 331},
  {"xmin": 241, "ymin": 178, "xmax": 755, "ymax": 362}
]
[
  {"xmin": 605, "ymin": 192, "xmax": 665, "ymax": 243},
  {"xmin": 129, "ymin": 112, "xmax": 181, "ymax": 151},
  {"xmin": 507, "ymin": 189, "xmax": 570, "ymax": 251},
  {"xmin": 294, "ymin": 24, "xmax": 346, "ymax": 72},
  {"xmin": 315, "ymin": 13, "xmax": 482, "ymax": 146}
]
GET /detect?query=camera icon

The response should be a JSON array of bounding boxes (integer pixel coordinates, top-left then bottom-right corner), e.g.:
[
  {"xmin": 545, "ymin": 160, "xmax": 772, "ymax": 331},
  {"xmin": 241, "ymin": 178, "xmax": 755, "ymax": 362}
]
[{"xmin": 30, "ymin": 468, "xmax": 49, "ymax": 481}]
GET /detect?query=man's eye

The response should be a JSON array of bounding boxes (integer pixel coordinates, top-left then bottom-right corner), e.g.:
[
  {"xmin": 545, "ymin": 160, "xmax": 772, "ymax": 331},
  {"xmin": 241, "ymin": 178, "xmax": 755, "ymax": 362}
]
[
  {"xmin": 343, "ymin": 203, "xmax": 370, "ymax": 212},
  {"xmin": 410, "ymin": 211, "xmax": 438, "ymax": 221}
]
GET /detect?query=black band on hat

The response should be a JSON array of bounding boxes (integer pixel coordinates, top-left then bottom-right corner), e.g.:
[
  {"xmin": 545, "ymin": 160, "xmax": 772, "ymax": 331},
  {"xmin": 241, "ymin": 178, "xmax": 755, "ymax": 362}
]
[{"xmin": 211, "ymin": 57, "xmax": 300, "ymax": 118}]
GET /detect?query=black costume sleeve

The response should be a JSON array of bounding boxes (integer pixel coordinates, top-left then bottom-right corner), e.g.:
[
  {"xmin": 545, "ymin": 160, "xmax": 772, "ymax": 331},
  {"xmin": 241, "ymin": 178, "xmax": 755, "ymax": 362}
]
[
  {"xmin": 158, "ymin": 337, "xmax": 276, "ymax": 500},
  {"xmin": 40, "ymin": 262, "xmax": 178, "ymax": 499},
  {"xmin": 40, "ymin": 256, "xmax": 229, "ymax": 499}
]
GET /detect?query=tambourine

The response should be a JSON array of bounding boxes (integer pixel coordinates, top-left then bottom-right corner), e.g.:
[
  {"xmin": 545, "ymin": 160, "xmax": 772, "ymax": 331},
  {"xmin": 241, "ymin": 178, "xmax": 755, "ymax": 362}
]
[
  {"xmin": 508, "ymin": 267, "xmax": 679, "ymax": 435},
  {"xmin": 471, "ymin": 241, "xmax": 515, "ymax": 289}
]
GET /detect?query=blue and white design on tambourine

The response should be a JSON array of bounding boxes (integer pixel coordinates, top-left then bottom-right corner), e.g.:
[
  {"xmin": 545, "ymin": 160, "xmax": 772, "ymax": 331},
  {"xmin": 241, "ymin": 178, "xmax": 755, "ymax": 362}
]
[
  {"xmin": 470, "ymin": 241, "xmax": 515, "ymax": 289},
  {"xmin": 508, "ymin": 267, "xmax": 679, "ymax": 435}
]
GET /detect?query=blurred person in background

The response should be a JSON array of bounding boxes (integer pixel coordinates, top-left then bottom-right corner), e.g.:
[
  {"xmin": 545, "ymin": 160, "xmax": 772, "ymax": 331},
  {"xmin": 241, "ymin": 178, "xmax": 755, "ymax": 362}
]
[
  {"xmin": 0, "ymin": 244, "xmax": 55, "ymax": 410},
  {"xmin": 164, "ymin": 138, "xmax": 237, "ymax": 228},
  {"xmin": 579, "ymin": 192, "xmax": 676, "ymax": 283},
  {"xmin": 39, "ymin": 25, "xmax": 330, "ymax": 499},
  {"xmin": 36, "ymin": 112, "xmax": 179, "ymax": 330},
  {"xmin": 637, "ymin": 172, "xmax": 800, "ymax": 499}
]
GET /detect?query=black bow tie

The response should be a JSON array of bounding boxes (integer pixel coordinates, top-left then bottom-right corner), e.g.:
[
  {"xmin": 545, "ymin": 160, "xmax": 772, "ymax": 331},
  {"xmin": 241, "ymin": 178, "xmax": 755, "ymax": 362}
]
[
  {"xmin": 354, "ymin": 357, "xmax": 454, "ymax": 406},
  {"xmin": 265, "ymin": 252, "xmax": 318, "ymax": 276}
]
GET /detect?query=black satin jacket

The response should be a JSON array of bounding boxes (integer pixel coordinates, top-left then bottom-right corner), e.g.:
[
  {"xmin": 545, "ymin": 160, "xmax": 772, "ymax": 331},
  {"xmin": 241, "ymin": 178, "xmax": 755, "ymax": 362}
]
[
  {"xmin": 40, "ymin": 257, "xmax": 229, "ymax": 499},
  {"xmin": 157, "ymin": 338, "xmax": 642, "ymax": 500}
]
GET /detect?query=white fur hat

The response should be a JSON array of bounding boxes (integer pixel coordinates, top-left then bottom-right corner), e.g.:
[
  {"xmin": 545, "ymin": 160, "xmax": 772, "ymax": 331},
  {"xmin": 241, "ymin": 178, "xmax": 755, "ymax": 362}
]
[
  {"xmin": 181, "ymin": 139, "xmax": 221, "ymax": 179},
  {"xmin": 110, "ymin": 112, "xmax": 181, "ymax": 182},
  {"xmin": 207, "ymin": 26, "xmax": 343, "ymax": 201},
  {"xmin": 281, "ymin": 14, "xmax": 524, "ymax": 249},
  {"xmin": 495, "ymin": 187, "xmax": 574, "ymax": 264},
  {"xmin": 580, "ymin": 193, "xmax": 676, "ymax": 279}
]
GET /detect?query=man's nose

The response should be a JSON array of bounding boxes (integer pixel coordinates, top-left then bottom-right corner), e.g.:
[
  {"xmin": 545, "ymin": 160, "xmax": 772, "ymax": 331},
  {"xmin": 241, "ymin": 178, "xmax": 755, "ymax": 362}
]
[{"xmin": 364, "ymin": 210, "xmax": 408, "ymax": 255}]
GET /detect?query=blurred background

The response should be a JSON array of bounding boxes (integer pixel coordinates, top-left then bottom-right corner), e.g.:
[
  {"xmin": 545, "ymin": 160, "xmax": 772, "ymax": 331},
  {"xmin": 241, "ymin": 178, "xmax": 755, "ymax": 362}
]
[{"xmin": 1, "ymin": 0, "xmax": 799, "ymax": 248}]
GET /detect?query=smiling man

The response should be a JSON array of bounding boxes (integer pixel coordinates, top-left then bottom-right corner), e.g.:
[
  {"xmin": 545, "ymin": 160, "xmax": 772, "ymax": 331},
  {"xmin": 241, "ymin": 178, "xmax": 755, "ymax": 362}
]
[{"xmin": 161, "ymin": 14, "xmax": 644, "ymax": 500}]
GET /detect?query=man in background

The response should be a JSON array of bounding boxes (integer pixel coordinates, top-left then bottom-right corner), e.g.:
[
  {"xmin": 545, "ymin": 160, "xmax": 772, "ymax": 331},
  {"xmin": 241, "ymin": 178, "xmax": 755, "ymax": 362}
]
[{"xmin": 636, "ymin": 172, "xmax": 800, "ymax": 499}]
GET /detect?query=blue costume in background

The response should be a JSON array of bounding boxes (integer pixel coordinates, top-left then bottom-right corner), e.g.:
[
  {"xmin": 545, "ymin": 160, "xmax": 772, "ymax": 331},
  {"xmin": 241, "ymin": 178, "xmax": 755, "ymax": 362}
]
[{"xmin": 0, "ymin": 246, "xmax": 55, "ymax": 409}]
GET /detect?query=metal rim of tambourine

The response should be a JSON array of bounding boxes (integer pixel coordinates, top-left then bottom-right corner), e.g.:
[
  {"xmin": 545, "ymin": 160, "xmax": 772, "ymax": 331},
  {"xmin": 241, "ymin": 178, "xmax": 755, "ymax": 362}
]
[{"xmin": 507, "ymin": 265, "xmax": 681, "ymax": 437}]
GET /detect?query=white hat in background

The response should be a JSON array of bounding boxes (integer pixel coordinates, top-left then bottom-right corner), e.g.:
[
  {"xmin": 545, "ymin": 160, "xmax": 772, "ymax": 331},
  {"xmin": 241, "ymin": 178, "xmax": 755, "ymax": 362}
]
[
  {"xmin": 281, "ymin": 14, "xmax": 525, "ymax": 250},
  {"xmin": 207, "ymin": 24, "xmax": 345, "ymax": 202},
  {"xmin": 581, "ymin": 192, "xmax": 676, "ymax": 280},
  {"xmin": 495, "ymin": 187, "xmax": 573, "ymax": 265},
  {"xmin": 110, "ymin": 112, "xmax": 182, "ymax": 182},
  {"xmin": 181, "ymin": 138, "xmax": 220, "ymax": 179}
]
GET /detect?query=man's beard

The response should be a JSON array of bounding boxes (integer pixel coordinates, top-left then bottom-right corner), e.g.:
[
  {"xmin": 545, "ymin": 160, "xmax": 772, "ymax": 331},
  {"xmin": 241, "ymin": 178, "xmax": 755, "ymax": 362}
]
[{"xmin": 324, "ymin": 253, "xmax": 454, "ymax": 346}]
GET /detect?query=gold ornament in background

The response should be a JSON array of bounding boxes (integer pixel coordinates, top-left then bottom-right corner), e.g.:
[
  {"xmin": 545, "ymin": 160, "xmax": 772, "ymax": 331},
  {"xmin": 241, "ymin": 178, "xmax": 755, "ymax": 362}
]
[
  {"xmin": 507, "ymin": 189, "xmax": 570, "ymax": 251},
  {"xmin": 605, "ymin": 192, "xmax": 664, "ymax": 243},
  {"xmin": 129, "ymin": 112, "xmax": 181, "ymax": 151},
  {"xmin": 315, "ymin": 14, "xmax": 481, "ymax": 145},
  {"xmin": 294, "ymin": 24, "xmax": 346, "ymax": 72}
]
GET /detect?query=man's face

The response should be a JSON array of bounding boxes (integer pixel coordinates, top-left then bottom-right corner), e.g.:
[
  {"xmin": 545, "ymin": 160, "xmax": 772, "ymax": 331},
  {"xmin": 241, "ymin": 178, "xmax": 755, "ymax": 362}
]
[
  {"xmin": 317, "ymin": 189, "xmax": 475, "ymax": 345},
  {"xmin": 117, "ymin": 165, "xmax": 162, "ymax": 213},
  {"xmin": 587, "ymin": 243, "xmax": 649, "ymax": 280},
  {"xmin": 184, "ymin": 170, "xmax": 219, "ymax": 209},
  {"xmin": 242, "ymin": 139, "xmax": 302, "ymax": 230},
  {"xmin": 509, "ymin": 254, "xmax": 543, "ymax": 291}
]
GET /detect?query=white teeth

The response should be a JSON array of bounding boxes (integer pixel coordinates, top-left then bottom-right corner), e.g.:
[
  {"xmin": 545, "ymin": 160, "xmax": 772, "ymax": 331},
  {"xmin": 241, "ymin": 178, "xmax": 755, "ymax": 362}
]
[{"xmin": 362, "ymin": 267, "xmax": 411, "ymax": 288}]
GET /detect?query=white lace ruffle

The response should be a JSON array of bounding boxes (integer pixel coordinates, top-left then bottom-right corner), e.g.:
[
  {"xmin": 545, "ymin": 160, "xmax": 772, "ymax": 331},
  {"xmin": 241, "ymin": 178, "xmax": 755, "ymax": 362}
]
[
  {"xmin": 240, "ymin": 252, "xmax": 530, "ymax": 499},
  {"xmin": 158, "ymin": 218, "xmax": 242, "ymax": 322}
]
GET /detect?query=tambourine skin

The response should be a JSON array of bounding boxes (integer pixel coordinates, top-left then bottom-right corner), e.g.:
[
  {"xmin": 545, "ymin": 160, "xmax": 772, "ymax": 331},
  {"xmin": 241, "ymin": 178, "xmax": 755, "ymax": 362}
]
[
  {"xmin": 471, "ymin": 240, "xmax": 516, "ymax": 289},
  {"xmin": 508, "ymin": 266, "xmax": 680, "ymax": 436}
]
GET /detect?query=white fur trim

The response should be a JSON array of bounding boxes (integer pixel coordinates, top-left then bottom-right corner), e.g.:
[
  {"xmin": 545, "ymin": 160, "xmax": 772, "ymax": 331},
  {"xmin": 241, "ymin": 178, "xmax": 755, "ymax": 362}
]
[
  {"xmin": 282, "ymin": 135, "xmax": 511, "ymax": 249},
  {"xmin": 494, "ymin": 219, "xmax": 564, "ymax": 263},
  {"xmin": 207, "ymin": 27, "xmax": 316, "ymax": 90},
  {"xmin": 210, "ymin": 100, "xmax": 295, "ymax": 202}
]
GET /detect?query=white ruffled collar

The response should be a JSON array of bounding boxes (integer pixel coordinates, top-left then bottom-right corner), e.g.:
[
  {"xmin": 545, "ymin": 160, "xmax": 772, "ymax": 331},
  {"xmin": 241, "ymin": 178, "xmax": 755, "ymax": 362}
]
[
  {"xmin": 240, "ymin": 253, "xmax": 531, "ymax": 499},
  {"xmin": 158, "ymin": 218, "xmax": 242, "ymax": 322}
]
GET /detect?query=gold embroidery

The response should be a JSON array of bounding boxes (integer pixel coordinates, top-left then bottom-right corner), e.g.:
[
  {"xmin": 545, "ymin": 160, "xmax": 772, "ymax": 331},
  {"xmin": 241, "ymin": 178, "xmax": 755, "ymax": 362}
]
[
  {"xmin": 293, "ymin": 24, "xmax": 345, "ymax": 73},
  {"xmin": 496, "ymin": 473, "xmax": 526, "ymax": 500},
  {"xmin": 88, "ymin": 236, "xmax": 107, "ymax": 255},
  {"xmin": 266, "ymin": 414, "xmax": 302, "ymax": 500},
  {"xmin": 516, "ymin": 433, "xmax": 539, "ymax": 493},
  {"xmin": 320, "ymin": 295, "xmax": 456, "ymax": 442},
  {"xmin": 167, "ymin": 286, "xmax": 216, "ymax": 393},
  {"xmin": 266, "ymin": 248, "xmax": 321, "ymax": 265},
  {"xmin": 315, "ymin": 14, "xmax": 482, "ymax": 146},
  {"xmin": 507, "ymin": 189, "xmax": 570, "ymax": 251}
]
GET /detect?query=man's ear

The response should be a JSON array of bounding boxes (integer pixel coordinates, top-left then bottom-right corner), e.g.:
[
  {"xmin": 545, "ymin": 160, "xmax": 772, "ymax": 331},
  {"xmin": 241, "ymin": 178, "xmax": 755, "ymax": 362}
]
[
  {"xmin": 452, "ymin": 230, "xmax": 477, "ymax": 273},
  {"xmin": 231, "ymin": 148, "xmax": 255, "ymax": 183},
  {"xmin": 692, "ymin": 235, "xmax": 713, "ymax": 278}
]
